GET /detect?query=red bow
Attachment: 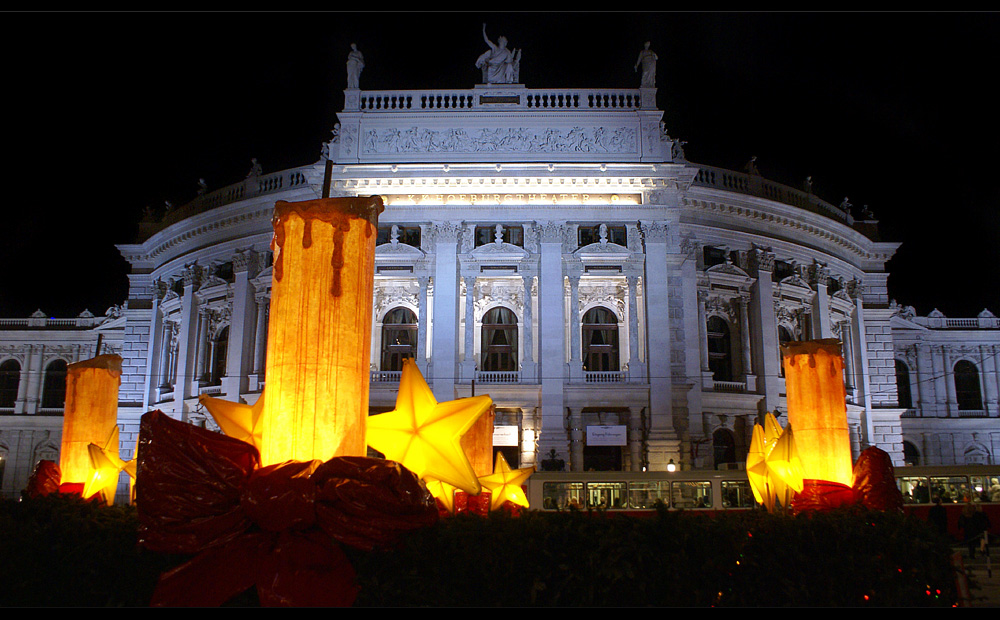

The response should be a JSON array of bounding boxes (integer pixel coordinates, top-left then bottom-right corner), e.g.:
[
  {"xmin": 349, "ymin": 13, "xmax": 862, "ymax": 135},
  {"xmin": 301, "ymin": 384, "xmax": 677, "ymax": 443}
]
[{"xmin": 136, "ymin": 410, "xmax": 438, "ymax": 607}]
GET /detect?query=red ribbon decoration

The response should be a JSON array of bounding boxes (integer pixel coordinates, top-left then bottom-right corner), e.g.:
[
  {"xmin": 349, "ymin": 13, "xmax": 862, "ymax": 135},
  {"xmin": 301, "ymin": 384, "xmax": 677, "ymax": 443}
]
[{"xmin": 136, "ymin": 410, "xmax": 438, "ymax": 607}]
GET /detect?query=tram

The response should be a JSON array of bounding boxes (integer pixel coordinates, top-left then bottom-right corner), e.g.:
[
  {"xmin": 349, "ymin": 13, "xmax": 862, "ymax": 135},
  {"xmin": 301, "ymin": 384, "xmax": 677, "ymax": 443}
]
[{"xmin": 527, "ymin": 464, "xmax": 1000, "ymax": 540}]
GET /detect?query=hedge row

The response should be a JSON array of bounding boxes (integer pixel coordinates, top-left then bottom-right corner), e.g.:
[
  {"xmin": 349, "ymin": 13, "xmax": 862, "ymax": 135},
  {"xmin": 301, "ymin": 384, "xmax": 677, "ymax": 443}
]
[{"xmin": 0, "ymin": 495, "xmax": 958, "ymax": 606}]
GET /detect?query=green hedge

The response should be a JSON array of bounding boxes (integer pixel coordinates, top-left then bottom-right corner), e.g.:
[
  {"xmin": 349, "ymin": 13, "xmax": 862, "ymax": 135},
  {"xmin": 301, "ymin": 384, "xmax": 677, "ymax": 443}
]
[{"xmin": 1, "ymin": 495, "xmax": 959, "ymax": 606}]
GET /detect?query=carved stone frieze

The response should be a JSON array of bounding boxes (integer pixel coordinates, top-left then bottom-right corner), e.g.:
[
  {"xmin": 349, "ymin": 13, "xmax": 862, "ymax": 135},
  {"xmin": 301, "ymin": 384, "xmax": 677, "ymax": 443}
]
[
  {"xmin": 374, "ymin": 280, "xmax": 420, "ymax": 318},
  {"xmin": 361, "ymin": 125, "xmax": 637, "ymax": 155},
  {"xmin": 474, "ymin": 279, "xmax": 524, "ymax": 317}
]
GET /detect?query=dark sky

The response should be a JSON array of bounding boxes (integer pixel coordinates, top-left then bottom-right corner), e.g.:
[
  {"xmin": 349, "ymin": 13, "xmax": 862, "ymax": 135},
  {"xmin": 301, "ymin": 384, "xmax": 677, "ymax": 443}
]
[{"xmin": 3, "ymin": 11, "xmax": 998, "ymax": 319}]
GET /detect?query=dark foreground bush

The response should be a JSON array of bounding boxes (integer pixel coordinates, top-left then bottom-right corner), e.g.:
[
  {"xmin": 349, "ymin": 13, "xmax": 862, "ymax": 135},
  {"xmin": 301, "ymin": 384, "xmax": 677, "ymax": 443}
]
[{"xmin": 1, "ymin": 495, "xmax": 958, "ymax": 606}]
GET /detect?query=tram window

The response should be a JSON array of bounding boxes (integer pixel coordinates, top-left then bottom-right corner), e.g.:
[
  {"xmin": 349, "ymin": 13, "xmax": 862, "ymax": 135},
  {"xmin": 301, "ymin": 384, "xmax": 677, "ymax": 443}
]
[
  {"xmin": 721, "ymin": 481, "xmax": 756, "ymax": 508},
  {"xmin": 929, "ymin": 476, "xmax": 972, "ymax": 503},
  {"xmin": 971, "ymin": 476, "xmax": 997, "ymax": 502},
  {"xmin": 629, "ymin": 481, "xmax": 668, "ymax": 509},
  {"xmin": 587, "ymin": 482, "xmax": 627, "ymax": 509},
  {"xmin": 671, "ymin": 481, "xmax": 713, "ymax": 509},
  {"xmin": 542, "ymin": 482, "xmax": 585, "ymax": 510},
  {"xmin": 897, "ymin": 477, "xmax": 931, "ymax": 504}
]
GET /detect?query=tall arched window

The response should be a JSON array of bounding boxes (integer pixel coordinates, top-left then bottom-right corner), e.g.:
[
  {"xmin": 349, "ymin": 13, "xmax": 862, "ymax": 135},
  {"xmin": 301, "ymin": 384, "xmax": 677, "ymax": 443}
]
[
  {"xmin": 481, "ymin": 307, "xmax": 518, "ymax": 372},
  {"xmin": 41, "ymin": 359, "xmax": 68, "ymax": 409},
  {"xmin": 210, "ymin": 326, "xmax": 229, "ymax": 385},
  {"xmin": 381, "ymin": 307, "xmax": 417, "ymax": 372},
  {"xmin": 0, "ymin": 359, "xmax": 20, "ymax": 408},
  {"xmin": 954, "ymin": 360, "xmax": 983, "ymax": 411},
  {"xmin": 895, "ymin": 359, "xmax": 913, "ymax": 409},
  {"xmin": 903, "ymin": 440, "xmax": 920, "ymax": 466},
  {"xmin": 707, "ymin": 316, "xmax": 732, "ymax": 382},
  {"xmin": 582, "ymin": 306, "xmax": 619, "ymax": 372}
]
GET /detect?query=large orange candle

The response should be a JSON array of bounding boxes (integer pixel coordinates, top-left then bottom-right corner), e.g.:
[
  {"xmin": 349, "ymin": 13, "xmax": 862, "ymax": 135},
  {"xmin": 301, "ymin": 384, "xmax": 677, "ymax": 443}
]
[
  {"xmin": 781, "ymin": 339, "xmax": 852, "ymax": 487},
  {"xmin": 59, "ymin": 354, "xmax": 122, "ymax": 485},
  {"xmin": 462, "ymin": 404, "xmax": 496, "ymax": 476},
  {"xmin": 259, "ymin": 197, "xmax": 382, "ymax": 466}
]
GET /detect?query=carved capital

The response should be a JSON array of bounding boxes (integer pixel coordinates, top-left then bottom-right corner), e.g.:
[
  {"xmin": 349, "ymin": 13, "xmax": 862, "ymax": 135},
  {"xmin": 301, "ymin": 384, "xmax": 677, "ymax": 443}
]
[
  {"xmin": 232, "ymin": 248, "xmax": 258, "ymax": 276},
  {"xmin": 181, "ymin": 263, "xmax": 203, "ymax": 289}
]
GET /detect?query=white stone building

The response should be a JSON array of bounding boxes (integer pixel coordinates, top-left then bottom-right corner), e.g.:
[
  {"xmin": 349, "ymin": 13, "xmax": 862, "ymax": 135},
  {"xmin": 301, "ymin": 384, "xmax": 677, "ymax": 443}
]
[{"xmin": 1, "ymin": 58, "xmax": 996, "ymax": 498}]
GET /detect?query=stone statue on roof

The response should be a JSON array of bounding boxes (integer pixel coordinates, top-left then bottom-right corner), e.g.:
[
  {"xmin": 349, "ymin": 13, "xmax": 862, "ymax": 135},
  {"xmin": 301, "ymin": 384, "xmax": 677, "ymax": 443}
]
[
  {"xmin": 346, "ymin": 43, "xmax": 364, "ymax": 89},
  {"xmin": 635, "ymin": 41, "xmax": 658, "ymax": 88},
  {"xmin": 476, "ymin": 24, "xmax": 520, "ymax": 84}
]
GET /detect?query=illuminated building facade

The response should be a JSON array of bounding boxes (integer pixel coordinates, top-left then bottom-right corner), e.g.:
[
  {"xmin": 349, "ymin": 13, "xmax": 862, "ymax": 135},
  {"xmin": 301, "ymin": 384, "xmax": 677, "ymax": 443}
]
[{"xmin": 1, "ymin": 66, "xmax": 997, "ymax": 497}]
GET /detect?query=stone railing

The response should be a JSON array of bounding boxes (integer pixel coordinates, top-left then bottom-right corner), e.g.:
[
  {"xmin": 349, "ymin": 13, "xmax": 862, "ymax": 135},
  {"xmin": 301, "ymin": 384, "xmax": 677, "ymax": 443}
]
[
  {"xmin": 713, "ymin": 380, "xmax": 747, "ymax": 393},
  {"xmin": 140, "ymin": 166, "xmax": 314, "ymax": 240},
  {"xmin": 584, "ymin": 370, "xmax": 629, "ymax": 384},
  {"xmin": 354, "ymin": 87, "xmax": 647, "ymax": 113},
  {"xmin": 909, "ymin": 316, "xmax": 1000, "ymax": 330},
  {"xmin": 0, "ymin": 315, "xmax": 110, "ymax": 329},
  {"xmin": 475, "ymin": 370, "xmax": 521, "ymax": 384},
  {"xmin": 957, "ymin": 409, "xmax": 988, "ymax": 418},
  {"xmin": 370, "ymin": 370, "xmax": 402, "ymax": 383},
  {"xmin": 691, "ymin": 164, "xmax": 852, "ymax": 225}
]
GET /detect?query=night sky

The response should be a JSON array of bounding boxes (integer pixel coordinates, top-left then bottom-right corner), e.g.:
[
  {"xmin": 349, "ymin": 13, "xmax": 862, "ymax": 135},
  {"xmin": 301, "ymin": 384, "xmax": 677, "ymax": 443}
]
[{"xmin": 3, "ymin": 11, "xmax": 998, "ymax": 319}]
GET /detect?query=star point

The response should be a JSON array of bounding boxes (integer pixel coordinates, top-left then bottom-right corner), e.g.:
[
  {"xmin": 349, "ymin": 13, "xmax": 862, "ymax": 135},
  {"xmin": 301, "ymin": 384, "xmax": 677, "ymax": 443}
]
[{"xmin": 478, "ymin": 451, "xmax": 535, "ymax": 511}]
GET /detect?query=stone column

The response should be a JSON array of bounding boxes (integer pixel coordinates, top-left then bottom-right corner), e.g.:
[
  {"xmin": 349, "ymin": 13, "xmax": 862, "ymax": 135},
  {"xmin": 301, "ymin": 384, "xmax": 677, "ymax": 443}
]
[
  {"xmin": 626, "ymin": 275, "xmax": 641, "ymax": 373},
  {"xmin": 568, "ymin": 271, "xmax": 582, "ymax": 381},
  {"xmin": 144, "ymin": 280, "xmax": 167, "ymax": 410},
  {"xmin": 249, "ymin": 294, "xmax": 269, "ymax": 391},
  {"xmin": 943, "ymin": 346, "xmax": 957, "ymax": 417},
  {"xmin": 157, "ymin": 321, "xmax": 173, "ymax": 389},
  {"xmin": 537, "ymin": 222, "xmax": 568, "ymax": 464},
  {"xmin": 981, "ymin": 345, "xmax": 998, "ymax": 416},
  {"xmin": 521, "ymin": 274, "xmax": 535, "ymax": 381},
  {"xmin": 697, "ymin": 290, "xmax": 710, "ymax": 372},
  {"xmin": 193, "ymin": 308, "xmax": 210, "ymax": 385},
  {"xmin": 841, "ymin": 319, "xmax": 855, "ymax": 392},
  {"xmin": 641, "ymin": 220, "xmax": 677, "ymax": 470},
  {"xmin": 463, "ymin": 275, "xmax": 476, "ymax": 380},
  {"xmin": 809, "ymin": 262, "xmax": 833, "ymax": 339},
  {"xmin": 416, "ymin": 276, "xmax": 429, "ymax": 373},
  {"xmin": 173, "ymin": 264, "xmax": 202, "ymax": 411},
  {"xmin": 13, "ymin": 346, "xmax": 32, "ymax": 414},
  {"xmin": 738, "ymin": 295, "xmax": 754, "ymax": 390},
  {"xmin": 224, "ymin": 249, "xmax": 258, "ymax": 398},
  {"xmin": 568, "ymin": 406, "xmax": 585, "ymax": 472},
  {"xmin": 628, "ymin": 405, "xmax": 644, "ymax": 471},
  {"xmin": 430, "ymin": 223, "xmax": 462, "ymax": 402},
  {"xmin": 913, "ymin": 344, "xmax": 926, "ymax": 412}
]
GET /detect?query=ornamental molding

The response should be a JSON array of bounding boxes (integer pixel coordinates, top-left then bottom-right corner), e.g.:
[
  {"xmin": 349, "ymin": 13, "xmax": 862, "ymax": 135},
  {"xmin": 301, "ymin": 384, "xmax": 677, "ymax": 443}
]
[
  {"xmin": 705, "ymin": 294, "xmax": 737, "ymax": 323},
  {"xmin": 640, "ymin": 220, "xmax": 669, "ymax": 243},
  {"xmin": 474, "ymin": 279, "xmax": 524, "ymax": 318},
  {"xmin": 578, "ymin": 280, "xmax": 627, "ymax": 319},
  {"xmin": 374, "ymin": 280, "xmax": 420, "ymax": 319},
  {"xmin": 779, "ymin": 274, "xmax": 812, "ymax": 291},
  {"xmin": 360, "ymin": 125, "xmax": 638, "ymax": 156}
]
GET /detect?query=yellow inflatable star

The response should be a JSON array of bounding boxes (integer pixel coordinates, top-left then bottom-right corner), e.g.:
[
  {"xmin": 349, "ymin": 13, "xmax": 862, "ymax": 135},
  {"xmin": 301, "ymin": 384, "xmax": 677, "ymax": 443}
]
[
  {"xmin": 424, "ymin": 478, "xmax": 458, "ymax": 513},
  {"xmin": 367, "ymin": 358, "xmax": 492, "ymax": 495},
  {"xmin": 745, "ymin": 413, "xmax": 804, "ymax": 513},
  {"xmin": 198, "ymin": 390, "xmax": 266, "ymax": 453},
  {"xmin": 478, "ymin": 451, "xmax": 535, "ymax": 511},
  {"xmin": 83, "ymin": 426, "xmax": 135, "ymax": 505}
]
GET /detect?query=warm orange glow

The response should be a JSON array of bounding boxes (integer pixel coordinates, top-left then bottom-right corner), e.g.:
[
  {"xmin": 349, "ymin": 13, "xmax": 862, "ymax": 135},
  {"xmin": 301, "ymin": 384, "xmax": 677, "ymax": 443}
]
[
  {"xmin": 367, "ymin": 359, "xmax": 493, "ymax": 494},
  {"xmin": 258, "ymin": 197, "xmax": 382, "ymax": 466},
  {"xmin": 83, "ymin": 425, "xmax": 134, "ymax": 505},
  {"xmin": 746, "ymin": 412, "xmax": 803, "ymax": 513},
  {"xmin": 59, "ymin": 354, "xmax": 122, "ymax": 485},
  {"xmin": 781, "ymin": 339, "xmax": 853, "ymax": 487},
  {"xmin": 198, "ymin": 391, "xmax": 265, "ymax": 454},
  {"xmin": 462, "ymin": 404, "xmax": 496, "ymax": 477}
]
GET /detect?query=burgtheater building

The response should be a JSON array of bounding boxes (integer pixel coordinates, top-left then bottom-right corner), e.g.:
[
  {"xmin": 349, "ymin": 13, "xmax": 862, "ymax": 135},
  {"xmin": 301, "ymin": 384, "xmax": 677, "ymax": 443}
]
[{"xmin": 2, "ymin": 44, "xmax": 999, "ymax": 497}]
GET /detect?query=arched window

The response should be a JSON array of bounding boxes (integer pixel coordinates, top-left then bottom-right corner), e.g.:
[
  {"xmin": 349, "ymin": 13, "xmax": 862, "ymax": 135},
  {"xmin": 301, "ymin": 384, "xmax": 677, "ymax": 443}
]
[
  {"xmin": 713, "ymin": 428, "xmax": 737, "ymax": 469},
  {"xmin": 903, "ymin": 440, "xmax": 920, "ymax": 466},
  {"xmin": 954, "ymin": 360, "xmax": 983, "ymax": 411},
  {"xmin": 381, "ymin": 307, "xmax": 417, "ymax": 372},
  {"xmin": 895, "ymin": 359, "xmax": 913, "ymax": 409},
  {"xmin": 582, "ymin": 307, "xmax": 619, "ymax": 372},
  {"xmin": 0, "ymin": 359, "xmax": 20, "ymax": 408},
  {"xmin": 481, "ymin": 307, "xmax": 518, "ymax": 372},
  {"xmin": 707, "ymin": 316, "xmax": 732, "ymax": 382},
  {"xmin": 777, "ymin": 325, "xmax": 794, "ymax": 377},
  {"xmin": 41, "ymin": 359, "xmax": 68, "ymax": 409},
  {"xmin": 210, "ymin": 327, "xmax": 229, "ymax": 385}
]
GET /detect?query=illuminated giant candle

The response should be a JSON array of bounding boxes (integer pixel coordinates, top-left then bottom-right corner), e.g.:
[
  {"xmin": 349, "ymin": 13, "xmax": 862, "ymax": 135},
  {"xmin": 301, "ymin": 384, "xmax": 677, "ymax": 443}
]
[
  {"xmin": 781, "ymin": 339, "xmax": 853, "ymax": 488},
  {"xmin": 259, "ymin": 197, "xmax": 383, "ymax": 466},
  {"xmin": 59, "ymin": 354, "xmax": 122, "ymax": 486},
  {"xmin": 462, "ymin": 404, "xmax": 496, "ymax": 477}
]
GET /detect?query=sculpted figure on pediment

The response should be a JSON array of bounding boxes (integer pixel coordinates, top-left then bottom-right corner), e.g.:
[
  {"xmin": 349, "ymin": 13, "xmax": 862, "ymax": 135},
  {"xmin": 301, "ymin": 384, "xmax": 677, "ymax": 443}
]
[{"xmin": 476, "ymin": 24, "xmax": 521, "ymax": 84}]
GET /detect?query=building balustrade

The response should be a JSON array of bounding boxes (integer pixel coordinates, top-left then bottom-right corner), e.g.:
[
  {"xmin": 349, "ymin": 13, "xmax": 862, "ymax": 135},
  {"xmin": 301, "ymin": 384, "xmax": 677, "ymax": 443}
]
[
  {"xmin": 712, "ymin": 380, "xmax": 747, "ymax": 393},
  {"xmin": 584, "ymin": 370, "xmax": 629, "ymax": 384},
  {"xmin": 475, "ymin": 370, "xmax": 521, "ymax": 384},
  {"xmin": 199, "ymin": 385, "xmax": 223, "ymax": 396},
  {"xmin": 957, "ymin": 409, "xmax": 988, "ymax": 418},
  {"xmin": 370, "ymin": 370, "xmax": 402, "ymax": 383},
  {"xmin": 353, "ymin": 87, "xmax": 646, "ymax": 113}
]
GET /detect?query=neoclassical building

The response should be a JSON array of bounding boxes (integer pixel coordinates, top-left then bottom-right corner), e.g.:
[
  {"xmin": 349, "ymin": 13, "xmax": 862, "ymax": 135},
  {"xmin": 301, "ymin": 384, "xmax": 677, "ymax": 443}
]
[{"xmin": 1, "ymin": 49, "xmax": 997, "ymax": 497}]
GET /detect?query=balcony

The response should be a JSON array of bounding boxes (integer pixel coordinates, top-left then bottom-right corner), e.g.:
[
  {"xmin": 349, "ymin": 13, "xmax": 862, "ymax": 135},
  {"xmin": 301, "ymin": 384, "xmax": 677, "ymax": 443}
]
[
  {"xmin": 712, "ymin": 380, "xmax": 747, "ymax": 393},
  {"xmin": 370, "ymin": 370, "xmax": 402, "ymax": 383},
  {"xmin": 584, "ymin": 370, "xmax": 629, "ymax": 384},
  {"xmin": 475, "ymin": 370, "xmax": 521, "ymax": 384},
  {"xmin": 958, "ymin": 409, "xmax": 988, "ymax": 418}
]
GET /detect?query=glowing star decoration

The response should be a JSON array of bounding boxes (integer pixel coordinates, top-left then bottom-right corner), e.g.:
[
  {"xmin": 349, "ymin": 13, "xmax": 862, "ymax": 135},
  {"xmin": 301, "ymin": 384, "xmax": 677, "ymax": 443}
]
[
  {"xmin": 745, "ymin": 413, "xmax": 804, "ymax": 513},
  {"xmin": 478, "ymin": 451, "xmax": 534, "ymax": 511},
  {"xmin": 424, "ymin": 478, "xmax": 458, "ymax": 513},
  {"xmin": 367, "ymin": 358, "xmax": 493, "ymax": 495},
  {"xmin": 198, "ymin": 390, "xmax": 266, "ymax": 453},
  {"xmin": 83, "ymin": 425, "xmax": 135, "ymax": 505},
  {"xmin": 781, "ymin": 339, "xmax": 853, "ymax": 488},
  {"xmin": 60, "ymin": 354, "xmax": 122, "ymax": 487}
]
